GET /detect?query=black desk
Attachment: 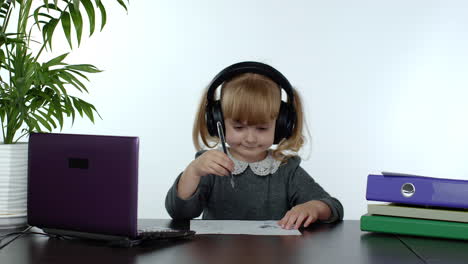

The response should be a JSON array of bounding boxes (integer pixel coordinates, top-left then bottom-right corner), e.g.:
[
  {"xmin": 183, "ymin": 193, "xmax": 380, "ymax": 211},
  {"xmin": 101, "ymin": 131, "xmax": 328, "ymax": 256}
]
[{"xmin": 1, "ymin": 220, "xmax": 467, "ymax": 264}]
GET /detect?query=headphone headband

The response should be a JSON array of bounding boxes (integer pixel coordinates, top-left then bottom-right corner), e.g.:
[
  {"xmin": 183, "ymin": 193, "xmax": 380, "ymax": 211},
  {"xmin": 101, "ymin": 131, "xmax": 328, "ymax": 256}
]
[{"xmin": 206, "ymin": 61, "xmax": 294, "ymax": 105}]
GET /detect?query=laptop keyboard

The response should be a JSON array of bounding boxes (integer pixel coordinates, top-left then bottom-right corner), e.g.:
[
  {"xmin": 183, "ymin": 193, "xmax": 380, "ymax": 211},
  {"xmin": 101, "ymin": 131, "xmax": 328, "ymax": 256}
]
[{"xmin": 137, "ymin": 227, "xmax": 195, "ymax": 239}]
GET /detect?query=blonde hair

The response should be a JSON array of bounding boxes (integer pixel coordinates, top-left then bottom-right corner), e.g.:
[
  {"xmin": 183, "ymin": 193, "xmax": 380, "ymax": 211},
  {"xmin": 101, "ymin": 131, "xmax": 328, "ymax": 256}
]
[{"xmin": 193, "ymin": 73, "xmax": 305, "ymax": 162}]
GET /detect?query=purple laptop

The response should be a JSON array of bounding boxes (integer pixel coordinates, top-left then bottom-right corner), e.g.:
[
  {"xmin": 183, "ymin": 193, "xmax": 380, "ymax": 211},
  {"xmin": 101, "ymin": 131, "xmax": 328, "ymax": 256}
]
[{"xmin": 27, "ymin": 133, "xmax": 194, "ymax": 242}]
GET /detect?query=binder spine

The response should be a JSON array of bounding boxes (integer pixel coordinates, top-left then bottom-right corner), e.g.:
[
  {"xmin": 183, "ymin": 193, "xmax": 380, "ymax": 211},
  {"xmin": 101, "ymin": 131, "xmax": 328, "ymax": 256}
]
[{"xmin": 366, "ymin": 175, "xmax": 468, "ymax": 209}]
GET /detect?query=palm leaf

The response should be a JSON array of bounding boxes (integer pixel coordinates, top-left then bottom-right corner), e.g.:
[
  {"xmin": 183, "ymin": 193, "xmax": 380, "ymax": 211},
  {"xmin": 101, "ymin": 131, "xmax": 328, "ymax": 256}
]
[
  {"xmin": 115, "ymin": 0, "xmax": 128, "ymax": 12},
  {"xmin": 51, "ymin": 96, "xmax": 64, "ymax": 128},
  {"xmin": 69, "ymin": 4, "xmax": 83, "ymax": 45},
  {"xmin": 33, "ymin": 0, "xmax": 119, "ymax": 49},
  {"xmin": 58, "ymin": 70, "xmax": 87, "ymax": 92},
  {"xmin": 32, "ymin": 112, "xmax": 52, "ymax": 131},
  {"xmin": 63, "ymin": 96, "xmax": 76, "ymax": 123},
  {"xmin": 33, "ymin": 11, "xmax": 55, "ymax": 31},
  {"xmin": 61, "ymin": 11, "xmax": 72, "ymax": 48},
  {"xmin": 73, "ymin": 0, "xmax": 80, "ymax": 10},
  {"xmin": 76, "ymin": 98, "xmax": 96, "ymax": 122},
  {"xmin": 68, "ymin": 69, "xmax": 89, "ymax": 81},
  {"xmin": 65, "ymin": 64, "xmax": 101, "ymax": 73},
  {"xmin": 71, "ymin": 97, "xmax": 83, "ymax": 117},
  {"xmin": 96, "ymin": 0, "xmax": 106, "ymax": 31},
  {"xmin": 37, "ymin": 109, "xmax": 57, "ymax": 129},
  {"xmin": 0, "ymin": 0, "xmax": 12, "ymax": 23},
  {"xmin": 80, "ymin": 0, "xmax": 95, "ymax": 36},
  {"xmin": 45, "ymin": 52, "xmax": 68, "ymax": 67}
]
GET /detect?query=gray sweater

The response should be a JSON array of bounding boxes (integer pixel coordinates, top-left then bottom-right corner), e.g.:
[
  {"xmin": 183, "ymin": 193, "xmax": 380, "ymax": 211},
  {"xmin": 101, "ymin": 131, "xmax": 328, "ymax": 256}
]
[{"xmin": 165, "ymin": 152, "xmax": 343, "ymax": 222}]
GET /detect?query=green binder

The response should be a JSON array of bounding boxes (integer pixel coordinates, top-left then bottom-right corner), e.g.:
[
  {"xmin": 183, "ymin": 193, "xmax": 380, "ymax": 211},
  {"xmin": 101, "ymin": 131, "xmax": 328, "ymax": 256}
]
[{"xmin": 360, "ymin": 214, "xmax": 468, "ymax": 240}]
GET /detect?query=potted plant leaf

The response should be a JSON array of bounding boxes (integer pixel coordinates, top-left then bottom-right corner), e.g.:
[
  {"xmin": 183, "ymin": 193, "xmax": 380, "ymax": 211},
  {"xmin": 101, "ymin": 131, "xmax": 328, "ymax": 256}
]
[{"xmin": 0, "ymin": 0, "xmax": 128, "ymax": 229}]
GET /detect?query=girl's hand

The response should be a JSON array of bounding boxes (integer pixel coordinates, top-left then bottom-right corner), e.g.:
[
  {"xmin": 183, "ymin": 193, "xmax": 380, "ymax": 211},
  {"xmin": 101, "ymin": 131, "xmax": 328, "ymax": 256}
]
[
  {"xmin": 188, "ymin": 150, "xmax": 234, "ymax": 178},
  {"xmin": 177, "ymin": 150, "xmax": 234, "ymax": 200},
  {"xmin": 278, "ymin": 200, "xmax": 331, "ymax": 229}
]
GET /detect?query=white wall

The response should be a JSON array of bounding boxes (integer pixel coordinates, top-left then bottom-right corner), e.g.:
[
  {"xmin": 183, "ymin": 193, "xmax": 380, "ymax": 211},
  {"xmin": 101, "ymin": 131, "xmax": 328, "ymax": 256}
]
[{"xmin": 48, "ymin": 0, "xmax": 468, "ymax": 220}]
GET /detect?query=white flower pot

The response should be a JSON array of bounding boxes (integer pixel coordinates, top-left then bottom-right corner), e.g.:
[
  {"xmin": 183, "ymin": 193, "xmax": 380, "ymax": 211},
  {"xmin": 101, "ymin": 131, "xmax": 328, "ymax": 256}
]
[{"xmin": 0, "ymin": 143, "xmax": 28, "ymax": 229}]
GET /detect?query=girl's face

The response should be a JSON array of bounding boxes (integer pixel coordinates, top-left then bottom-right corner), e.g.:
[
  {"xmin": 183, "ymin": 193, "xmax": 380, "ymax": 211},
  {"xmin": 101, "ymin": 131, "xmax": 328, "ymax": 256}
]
[{"xmin": 224, "ymin": 118, "xmax": 276, "ymax": 163}]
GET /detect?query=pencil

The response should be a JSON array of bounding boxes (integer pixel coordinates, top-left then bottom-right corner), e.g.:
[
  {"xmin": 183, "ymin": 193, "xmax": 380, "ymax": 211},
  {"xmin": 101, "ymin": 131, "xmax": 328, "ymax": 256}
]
[{"xmin": 217, "ymin": 121, "xmax": 235, "ymax": 188}]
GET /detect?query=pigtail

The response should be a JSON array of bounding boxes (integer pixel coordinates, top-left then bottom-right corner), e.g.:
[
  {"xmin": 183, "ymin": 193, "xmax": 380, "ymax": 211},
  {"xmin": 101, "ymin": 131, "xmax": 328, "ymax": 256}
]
[{"xmin": 192, "ymin": 87, "xmax": 218, "ymax": 150}]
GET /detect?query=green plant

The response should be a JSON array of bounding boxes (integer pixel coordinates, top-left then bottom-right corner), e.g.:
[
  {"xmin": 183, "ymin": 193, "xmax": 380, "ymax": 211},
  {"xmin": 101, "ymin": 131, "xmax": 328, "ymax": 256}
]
[{"xmin": 0, "ymin": 0, "xmax": 128, "ymax": 144}]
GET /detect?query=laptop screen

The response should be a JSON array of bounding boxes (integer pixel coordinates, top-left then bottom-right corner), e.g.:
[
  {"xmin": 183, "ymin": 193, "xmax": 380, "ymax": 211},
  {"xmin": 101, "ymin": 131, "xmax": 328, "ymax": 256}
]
[{"xmin": 27, "ymin": 133, "xmax": 139, "ymax": 238}]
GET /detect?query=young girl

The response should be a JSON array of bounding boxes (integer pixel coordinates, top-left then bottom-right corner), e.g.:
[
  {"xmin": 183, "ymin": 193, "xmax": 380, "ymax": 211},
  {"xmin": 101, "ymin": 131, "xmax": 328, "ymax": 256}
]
[{"xmin": 165, "ymin": 61, "xmax": 343, "ymax": 229}]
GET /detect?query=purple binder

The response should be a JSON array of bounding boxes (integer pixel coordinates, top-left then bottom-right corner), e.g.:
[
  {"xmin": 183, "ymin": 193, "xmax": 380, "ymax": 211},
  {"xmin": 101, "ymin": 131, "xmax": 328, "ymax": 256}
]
[{"xmin": 366, "ymin": 174, "xmax": 468, "ymax": 209}]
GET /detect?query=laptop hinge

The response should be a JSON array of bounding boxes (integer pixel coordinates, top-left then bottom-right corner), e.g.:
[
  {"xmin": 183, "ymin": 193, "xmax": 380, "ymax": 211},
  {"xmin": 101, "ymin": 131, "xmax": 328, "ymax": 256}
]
[{"xmin": 42, "ymin": 228, "xmax": 130, "ymax": 241}]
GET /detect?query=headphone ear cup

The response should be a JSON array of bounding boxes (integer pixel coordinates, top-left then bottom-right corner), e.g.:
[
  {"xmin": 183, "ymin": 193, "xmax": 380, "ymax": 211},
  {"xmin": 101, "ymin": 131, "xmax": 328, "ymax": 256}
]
[
  {"xmin": 205, "ymin": 104, "xmax": 215, "ymax": 137},
  {"xmin": 206, "ymin": 101, "xmax": 224, "ymax": 137},
  {"xmin": 274, "ymin": 102, "xmax": 296, "ymax": 144}
]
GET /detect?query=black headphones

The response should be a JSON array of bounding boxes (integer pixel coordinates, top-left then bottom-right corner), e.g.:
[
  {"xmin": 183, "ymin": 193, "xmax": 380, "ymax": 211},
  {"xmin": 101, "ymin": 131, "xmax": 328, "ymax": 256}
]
[{"xmin": 205, "ymin": 61, "xmax": 297, "ymax": 144}]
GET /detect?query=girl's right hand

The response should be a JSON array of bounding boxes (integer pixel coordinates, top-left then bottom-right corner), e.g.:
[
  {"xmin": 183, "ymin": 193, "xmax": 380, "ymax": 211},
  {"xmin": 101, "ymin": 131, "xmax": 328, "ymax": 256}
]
[{"xmin": 188, "ymin": 150, "xmax": 234, "ymax": 178}]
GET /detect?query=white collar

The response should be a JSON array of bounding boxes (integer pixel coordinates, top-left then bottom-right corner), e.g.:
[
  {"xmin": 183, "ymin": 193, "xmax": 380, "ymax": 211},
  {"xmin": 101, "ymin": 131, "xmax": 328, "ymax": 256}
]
[{"xmin": 224, "ymin": 149, "xmax": 281, "ymax": 176}]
